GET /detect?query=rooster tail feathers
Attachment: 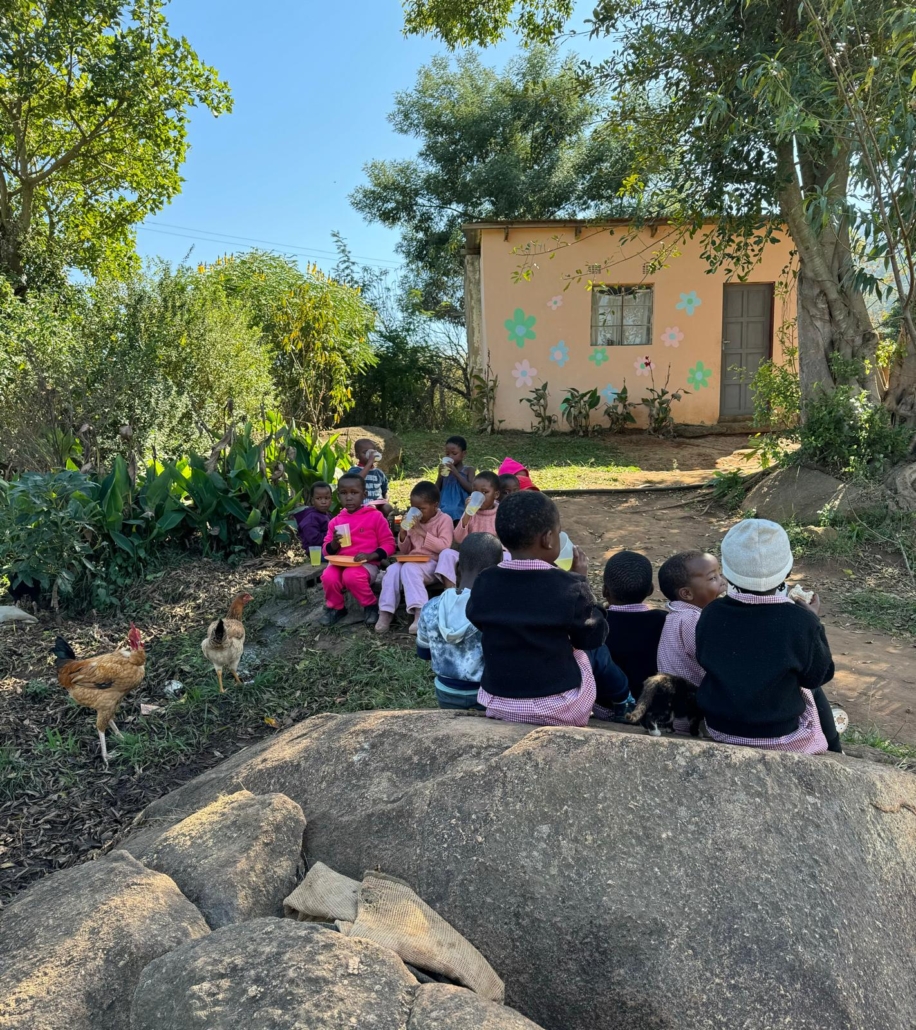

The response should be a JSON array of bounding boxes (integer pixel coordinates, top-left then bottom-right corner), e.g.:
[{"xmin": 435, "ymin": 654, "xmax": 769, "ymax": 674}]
[
  {"xmin": 625, "ymin": 674, "xmax": 674, "ymax": 723},
  {"xmin": 52, "ymin": 637, "xmax": 76, "ymax": 666},
  {"xmin": 211, "ymin": 619, "xmax": 226, "ymax": 645}
]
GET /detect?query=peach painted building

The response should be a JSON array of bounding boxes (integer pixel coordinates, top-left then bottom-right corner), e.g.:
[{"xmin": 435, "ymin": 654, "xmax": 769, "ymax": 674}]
[{"xmin": 463, "ymin": 220, "xmax": 796, "ymax": 429}]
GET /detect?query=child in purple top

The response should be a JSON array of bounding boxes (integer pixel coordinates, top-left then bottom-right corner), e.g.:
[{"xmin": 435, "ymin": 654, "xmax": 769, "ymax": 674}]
[{"xmin": 294, "ymin": 482, "xmax": 333, "ymax": 550}]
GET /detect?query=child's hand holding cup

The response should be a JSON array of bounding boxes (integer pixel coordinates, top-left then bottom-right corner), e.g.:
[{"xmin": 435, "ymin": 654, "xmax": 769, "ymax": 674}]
[
  {"xmin": 462, "ymin": 491, "xmax": 484, "ymax": 525},
  {"xmin": 440, "ymin": 456, "xmax": 454, "ymax": 477},
  {"xmin": 334, "ymin": 523, "xmax": 352, "ymax": 548},
  {"xmin": 401, "ymin": 506, "xmax": 421, "ymax": 534}
]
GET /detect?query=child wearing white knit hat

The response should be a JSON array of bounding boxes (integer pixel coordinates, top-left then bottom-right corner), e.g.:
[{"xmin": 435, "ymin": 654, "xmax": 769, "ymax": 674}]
[{"xmin": 695, "ymin": 519, "xmax": 841, "ymax": 755}]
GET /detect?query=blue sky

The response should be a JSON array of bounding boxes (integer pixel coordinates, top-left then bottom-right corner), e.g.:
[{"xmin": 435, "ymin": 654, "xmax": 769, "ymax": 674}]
[{"xmin": 137, "ymin": 0, "xmax": 601, "ymax": 276}]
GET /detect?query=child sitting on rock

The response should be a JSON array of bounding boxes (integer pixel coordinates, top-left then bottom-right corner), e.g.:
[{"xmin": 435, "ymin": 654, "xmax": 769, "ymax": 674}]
[
  {"xmin": 347, "ymin": 438, "xmax": 393, "ymax": 517},
  {"xmin": 697, "ymin": 519, "xmax": 841, "ymax": 754},
  {"xmin": 417, "ymin": 533, "xmax": 504, "ymax": 710},
  {"xmin": 466, "ymin": 491, "xmax": 607, "ymax": 727},
  {"xmin": 497, "ymin": 457, "xmax": 539, "ymax": 491},
  {"xmin": 321, "ymin": 474, "xmax": 395, "ymax": 627},
  {"xmin": 376, "ymin": 481, "xmax": 454, "ymax": 636},
  {"xmin": 294, "ymin": 481, "xmax": 333, "ymax": 551},
  {"xmin": 436, "ymin": 471, "xmax": 502, "ymax": 589}
]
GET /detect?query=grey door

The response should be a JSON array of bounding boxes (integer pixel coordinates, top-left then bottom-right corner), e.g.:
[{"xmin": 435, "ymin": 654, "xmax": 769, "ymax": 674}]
[{"xmin": 720, "ymin": 283, "xmax": 773, "ymax": 417}]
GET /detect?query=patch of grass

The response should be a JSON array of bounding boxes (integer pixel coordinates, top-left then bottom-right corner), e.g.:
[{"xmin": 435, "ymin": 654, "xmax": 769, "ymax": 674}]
[
  {"xmin": 36, "ymin": 728, "xmax": 81, "ymax": 758},
  {"xmin": 390, "ymin": 429, "xmax": 640, "ymax": 505},
  {"xmin": 833, "ymin": 590, "xmax": 916, "ymax": 640},
  {"xmin": 845, "ymin": 725, "xmax": 916, "ymax": 765},
  {"xmin": 24, "ymin": 679, "xmax": 54, "ymax": 701},
  {"xmin": 711, "ymin": 469, "xmax": 748, "ymax": 512}
]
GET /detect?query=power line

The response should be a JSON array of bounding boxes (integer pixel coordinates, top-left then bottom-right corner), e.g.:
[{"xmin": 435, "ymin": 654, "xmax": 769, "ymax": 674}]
[{"xmin": 138, "ymin": 220, "xmax": 403, "ymax": 268}]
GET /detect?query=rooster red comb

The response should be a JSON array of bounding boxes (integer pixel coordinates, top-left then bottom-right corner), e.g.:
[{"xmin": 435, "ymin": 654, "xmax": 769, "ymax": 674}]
[{"xmin": 127, "ymin": 623, "xmax": 143, "ymax": 648}]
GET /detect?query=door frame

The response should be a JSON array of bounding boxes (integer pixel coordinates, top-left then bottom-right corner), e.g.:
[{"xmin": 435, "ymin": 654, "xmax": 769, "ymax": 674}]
[{"xmin": 719, "ymin": 282, "xmax": 776, "ymax": 420}]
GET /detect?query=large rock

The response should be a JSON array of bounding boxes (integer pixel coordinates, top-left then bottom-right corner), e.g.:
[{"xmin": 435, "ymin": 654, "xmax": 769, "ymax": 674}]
[
  {"xmin": 745, "ymin": 465, "xmax": 867, "ymax": 524},
  {"xmin": 884, "ymin": 461, "xmax": 916, "ymax": 511},
  {"xmin": 126, "ymin": 711, "xmax": 916, "ymax": 1030},
  {"xmin": 408, "ymin": 984, "xmax": 543, "ymax": 1030},
  {"xmin": 0, "ymin": 850, "xmax": 208, "ymax": 1030},
  {"xmin": 324, "ymin": 425, "xmax": 403, "ymax": 473},
  {"xmin": 124, "ymin": 790, "xmax": 306, "ymax": 929}
]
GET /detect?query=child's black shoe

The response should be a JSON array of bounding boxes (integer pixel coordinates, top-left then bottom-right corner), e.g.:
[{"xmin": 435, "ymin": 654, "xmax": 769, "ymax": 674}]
[
  {"xmin": 320, "ymin": 606, "xmax": 347, "ymax": 627},
  {"xmin": 364, "ymin": 604, "xmax": 380, "ymax": 627},
  {"xmin": 611, "ymin": 693, "xmax": 636, "ymax": 723}
]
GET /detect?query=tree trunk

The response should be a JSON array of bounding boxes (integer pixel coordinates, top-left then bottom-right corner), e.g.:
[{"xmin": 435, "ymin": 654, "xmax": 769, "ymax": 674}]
[{"xmin": 884, "ymin": 332, "xmax": 916, "ymax": 428}]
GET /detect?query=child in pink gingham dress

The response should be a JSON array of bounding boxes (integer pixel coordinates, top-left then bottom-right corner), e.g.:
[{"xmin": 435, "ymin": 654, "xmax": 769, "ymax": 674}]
[
  {"xmin": 376, "ymin": 481, "xmax": 454, "ymax": 636},
  {"xmin": 436, "ymin": 471, "xmax": 506, "ymax": 588}
]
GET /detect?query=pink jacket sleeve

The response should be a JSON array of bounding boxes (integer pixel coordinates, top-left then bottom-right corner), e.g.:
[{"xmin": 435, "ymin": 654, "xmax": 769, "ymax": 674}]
[
  {"xmin": 322, "ymin": 515, "xmax": 339, "ymax": 556},
  {"xmin": 411, "ymin": 510, "xmax": 454, "ymax": 557},
  {"xmin": 451, "ymin": 517, "xmax": 470, "ymax": 546}
]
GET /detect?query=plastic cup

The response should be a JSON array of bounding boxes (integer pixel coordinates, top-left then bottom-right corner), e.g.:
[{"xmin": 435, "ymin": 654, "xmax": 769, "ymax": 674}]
[
  {"xmin": 465, "ymin": 491, "xmax": 485, "ymax": 517},
  {"xmin": 401, "ymin": 506, "xmax": 421, "ymax": 531},
  {"xmin": 555, "ymin": 532, "xmax": 575, "ymax": 571},
  {"xmin": 335, "ymin": 524, "xmax": 352, "ymax": 548},
  {"xmin": 440, "ymin": 457, "xmax": 453, "ymax": 476},
  {"xmin": 308, "ymin": 546, "xmax": 323, "ymax": 566}
]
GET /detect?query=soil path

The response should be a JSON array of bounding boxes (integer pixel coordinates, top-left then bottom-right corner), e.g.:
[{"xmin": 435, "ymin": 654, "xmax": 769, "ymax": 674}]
[{"xmin": 556, "ymin": 493, "xmax": 916, "ymax": 747}]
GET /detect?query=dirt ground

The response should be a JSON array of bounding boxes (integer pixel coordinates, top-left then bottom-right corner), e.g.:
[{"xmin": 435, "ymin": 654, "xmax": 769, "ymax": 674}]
[
  {"xmin": 557, "ymin": 493, "xmax": 916, "ymax": 747},
  {"xmin": 599, "ymin": 432, "xmax": 762, "ymax": 486}
]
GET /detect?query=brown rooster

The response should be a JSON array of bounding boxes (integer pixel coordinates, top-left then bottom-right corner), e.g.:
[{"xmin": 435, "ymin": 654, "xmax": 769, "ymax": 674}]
[
  {"xmin": 53, "ymin": 624, "xmax": 147, "ymax": 766},
  {"xmin": 201, "ymin": 592, "xmax": 253, "ymax": 692}
]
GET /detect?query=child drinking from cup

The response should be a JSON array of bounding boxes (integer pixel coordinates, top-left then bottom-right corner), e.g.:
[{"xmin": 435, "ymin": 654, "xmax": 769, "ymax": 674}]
[
  {"xmin": 320, "ymin": 474, "xmax": 395, "ymax": 627},
  {"xmin": 294, "ymin": 482, "xmax": 333, "ymax": 561},
  {"xmin": 436, "ymin": 435, "xmax": 476, "ymax": 522},
  {"xmin": 376, "ymin": 481, "xmax": 454, "ymax": 635},
  {"xmin": 348, "ymin": 438, "xmax": 393, "ymax": 517},
  {"xmin": 466, "ymin": 491, "xmax": 608, "ymax": 727},
  {"xmin": 436, "ymin": 471, "xmax": 502, "ymax": 589}
]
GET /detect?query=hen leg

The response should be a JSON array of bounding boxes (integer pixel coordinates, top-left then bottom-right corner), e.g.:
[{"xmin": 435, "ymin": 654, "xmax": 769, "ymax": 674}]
[
  {"xmin": 98, "ymin": 729, "xmax": 109, "ymax": 768},
  {"xmin": 109, "ymin": 720, "xmax": 124, "ymax": 738},
  {"xmin": 231, "ymin": 668, "xmax": 243, "ymax": 686},
  {"xmin": 216, "ymin": 667, "xmax": 224, "ymax": 693}
]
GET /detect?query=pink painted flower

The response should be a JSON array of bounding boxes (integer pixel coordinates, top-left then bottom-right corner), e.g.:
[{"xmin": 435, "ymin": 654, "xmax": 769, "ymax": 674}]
[
  {"xmin": 512, "ymin": 359, "xmax": 538, "ymax": 388},
  {"xmin": 547, "ymin": 295, "xmax": 564, "ymax": 311},
  {"xmin": 660, "ymin": 326, "xmax": 684, "ymax": 348},
  {"xmin": 634, "ymin": 355, "xmax": 654, "ymax": 376}
]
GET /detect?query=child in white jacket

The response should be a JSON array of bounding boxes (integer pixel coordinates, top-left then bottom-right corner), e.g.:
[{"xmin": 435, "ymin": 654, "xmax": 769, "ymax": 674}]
[{"xmin": 416, "ymin": 533, "xmax": 503, "ymax": 710}]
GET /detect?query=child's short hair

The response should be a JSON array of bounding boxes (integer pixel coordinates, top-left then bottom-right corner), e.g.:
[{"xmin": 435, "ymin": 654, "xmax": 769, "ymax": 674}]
[
  {"xmin": 498, "ymin": 473, "xmax": 520, "ymax": 493},
  {"xmin": 410, "ymin": 480, "xmax": 440, "ymax": 504},
  {"xmin": 658, "ymin": 550, "xmax": 705, "ymax": 602},
  {"xmin": 495, "ymin": 491, "xmax": 558, "ymax": 550},
  {"xmin": 353, "ymin": 437, "xmax": 375, "ymax": 455},
  {"xmin": 337, "ymin": 472, "xmax": 366, "ymax": 491},
  {"xmin": 603, "ymin": 550, "xmax": 654, "ymax": 604},
  {"xmin": 457, "ymin": 532, "xmax": 503, "ymax": 577},
  {"xmin": 446, "ymin": 435, "xmax": 468, "ymax": 452},
  {"xmin": 474, "ymin": 470, "xmax": 500, "ymax": 491},
  {"xmin": 309, "ymin": 480, "xmax": 332, "ymax": 500}
]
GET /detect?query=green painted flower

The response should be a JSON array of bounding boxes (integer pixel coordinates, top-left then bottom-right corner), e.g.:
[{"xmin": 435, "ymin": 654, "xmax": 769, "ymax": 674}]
[
  {"xmin": 589, "ymin": 347, "xmax": 609, "ymax": 367},
  {"xmin": 687, "ymin": 361, "xmax": 713, "ymax": 389},
  {"xmin": 505, "ymin": 308, "xmax": 537, "ymax": 347}
]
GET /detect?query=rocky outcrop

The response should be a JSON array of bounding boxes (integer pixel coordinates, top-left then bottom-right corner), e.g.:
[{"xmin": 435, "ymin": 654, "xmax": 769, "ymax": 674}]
[
  {"xmin": 0, "ymin": 851, "xmax": 208, "ymax": 1030},
  {"xmin": 127, "ymin": 710, "xmax": 916, "ymax": 1030},
  {"xmin": 884, "ymin": 461, "xmax": 916, "ymax": 511},
  {"xmin": 130, "ymin": 919, "xmax": 540, "ymax": 1030},
  {"xmin": 745, "ymin": 465, "xmax": 868, "ymax": 524},
  {"xmin": 124, "ymin": 790, "xmax": 306, "ymax": 929}
]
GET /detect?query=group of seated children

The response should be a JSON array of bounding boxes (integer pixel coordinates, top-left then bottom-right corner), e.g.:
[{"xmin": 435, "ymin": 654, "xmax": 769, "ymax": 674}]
[{"xmin": 296, "ymin": 437, "xmax": 841, "ymax": 757}]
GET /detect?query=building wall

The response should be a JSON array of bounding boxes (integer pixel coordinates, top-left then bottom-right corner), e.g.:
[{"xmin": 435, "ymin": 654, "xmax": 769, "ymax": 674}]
[{"xmin": 475, "ymin": 223, "xmax": 796, "ymax": 430}]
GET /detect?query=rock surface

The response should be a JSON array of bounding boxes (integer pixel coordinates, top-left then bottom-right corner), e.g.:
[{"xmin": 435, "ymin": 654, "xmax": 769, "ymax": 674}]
[
  {"xmin": 884, "ymin": 461, "xmax": 916, "ymax": 511},
  {"xmin": 0, "ymin": 850, "xmax": 208, "ymax": 1030},
  {"xmin": 326, "ymin": 425, "xmax": 403, "ymax": 473},
  {"xmin": 408, "ymin": 984, "xmax": 543, "ymax": 1029},
  {"xmin": 745, "ymin": 465, "xmax": 867, "ymax": 524},
  {"xmin": 127, "ymin": 710, "xmax": 916, "ymax": 1030},
  {"xmin": 125, "ymin": 790, "xmax": 305, "ymax": 929}
]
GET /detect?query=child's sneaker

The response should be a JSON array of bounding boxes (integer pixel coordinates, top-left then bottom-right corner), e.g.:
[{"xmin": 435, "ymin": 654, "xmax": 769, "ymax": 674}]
[
  {"xmin": 364, "ymin": 604, "xmax": 380, "ymax": 627},
  {"xmin": 610, "ymin": 693, "xmax": 636, "ymax": 723},
  {"xmin": 320, "ymin": 607, "xmax": 347, "ymax": 627}
]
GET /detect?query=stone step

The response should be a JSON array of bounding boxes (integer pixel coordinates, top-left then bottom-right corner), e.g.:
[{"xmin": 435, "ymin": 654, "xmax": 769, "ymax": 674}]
[{"xmin": 273, "ymin": 563, "xmax": 325, "ymax": 598}]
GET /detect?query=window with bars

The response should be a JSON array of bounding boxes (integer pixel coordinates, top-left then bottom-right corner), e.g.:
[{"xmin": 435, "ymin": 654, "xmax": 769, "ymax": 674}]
[{"xmin": 591, "ymin": 286, "xmax": 654, "ymax": 347}]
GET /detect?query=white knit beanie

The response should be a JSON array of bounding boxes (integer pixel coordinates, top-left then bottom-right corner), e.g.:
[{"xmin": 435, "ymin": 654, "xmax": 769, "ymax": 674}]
[{"xmin": 720, "ymin": 518, "xmax": 794, "ymax": 592}]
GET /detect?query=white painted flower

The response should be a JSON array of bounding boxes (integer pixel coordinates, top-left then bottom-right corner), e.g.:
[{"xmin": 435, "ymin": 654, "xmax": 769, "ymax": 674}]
[
  {"xmin": 660, "ymin": 326, "xmax": 684, "ymax": 348},
  {"xmin": 547, "ymin": 295, "xmax": 564, "ymax": 311},
  {"xmin": 512, "ymin": 359, "xmax": 537, "ymax": 388}
]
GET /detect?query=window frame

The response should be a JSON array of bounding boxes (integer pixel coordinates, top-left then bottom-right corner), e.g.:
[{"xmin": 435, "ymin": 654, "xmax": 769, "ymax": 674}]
[{"xmin": 590, "ymin": 284, "xmax": 655, "ymax": 349}]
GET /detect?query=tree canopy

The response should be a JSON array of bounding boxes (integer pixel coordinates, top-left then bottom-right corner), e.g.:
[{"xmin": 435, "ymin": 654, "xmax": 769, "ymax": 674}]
[
  {"xmin": 0, "ymin": 0, "xmax": 232, "ymax": 292},
  {"xmin": 351, "ymin": 47, "xmax": 634, "ymax": 322}
]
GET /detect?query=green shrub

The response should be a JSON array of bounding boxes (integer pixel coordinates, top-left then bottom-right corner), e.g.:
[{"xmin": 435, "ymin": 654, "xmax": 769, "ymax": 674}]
[
  {"xmin": 560, "ymin": 386, "xmax": 601, "ymax": 435},
  {"xmin": 521, "ymin": 382, "xmax": 558, "ymax": 435}
]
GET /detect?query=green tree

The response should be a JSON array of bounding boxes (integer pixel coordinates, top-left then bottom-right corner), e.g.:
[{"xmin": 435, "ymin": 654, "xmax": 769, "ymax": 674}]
[
  {"xmin": 351, "ymin": 47, "xmax": 633, "ymax": 322},
  {"xmin": 403, "ymin": 0, "xmax": 916, "ymax": 430},
  {"xmin": 0, "ymin": 0, "xmax": 231, "ymax": 292}
]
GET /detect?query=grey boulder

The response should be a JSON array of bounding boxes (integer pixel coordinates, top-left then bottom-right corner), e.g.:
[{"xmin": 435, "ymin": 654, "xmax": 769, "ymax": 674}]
[
  {"xmin": 745, "ymin": 465, "xmax": 867, "ymax": 524},
  {"xmin": 408, "ymin": 984, "xmax": 543, "ymax": 1029},
  {"xmin": 125, "ymin": 789, "xmax": 305, "ymax": 929},
  {"xmin": 0, "ymin": 850, "xmax": 208, "ymax": 1030}
]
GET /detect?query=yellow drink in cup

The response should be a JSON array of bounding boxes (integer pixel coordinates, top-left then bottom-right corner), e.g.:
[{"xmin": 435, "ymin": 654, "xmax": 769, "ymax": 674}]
[
  {"xmin": 440, "ymin": 456, "xmax": 453, "ymax": 477},
  {"xmin": 308, "ymin": 546, "xmax": 322, "ymax": 566},
  {"xmin": 335, "ymin": 524, "xmax": 352, "ymax": 548},
  {"xmin": 556, "ymin": 532, "xmax": 574, "ymax": 571},
  {"xmin": 465, "ymin": 491, "xmax": 484, "ymax": 517}
]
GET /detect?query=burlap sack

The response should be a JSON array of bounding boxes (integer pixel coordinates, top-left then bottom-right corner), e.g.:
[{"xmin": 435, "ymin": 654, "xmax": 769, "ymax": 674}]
[{"xmin": 283, "ymin": 861, "xmax": 359, "ymax": 923}]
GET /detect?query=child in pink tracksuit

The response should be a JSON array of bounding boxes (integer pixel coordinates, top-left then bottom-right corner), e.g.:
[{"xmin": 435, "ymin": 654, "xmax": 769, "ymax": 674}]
[
  {"xmin": 376, "ymin": 481, "xmax": 453, "ymax": 635},
  {"xmin": 436, "ymin": 471, "xmax": 502, "ymax": 589},
  {"xmin": 320, "ymin": 474, "xmax": 396, "ymax": 627}
]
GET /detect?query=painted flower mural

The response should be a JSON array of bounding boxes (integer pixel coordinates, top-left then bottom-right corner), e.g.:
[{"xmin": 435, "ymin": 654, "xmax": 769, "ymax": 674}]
[
  {"xmin": 601, "ymin": 383, "xmax": 619, "ymax": 405},
  {"xmin": 547, "ymin": 295, "xmax": 564, "ymax": 311},
  {"xmin": 634, "ymin": 355, "xmax": 654, "ymax": 376},
  {"xmin": 549, "ymin": 340, "xmax": 570, "ymax": 367},
  {"xmin": 589, "ymin": 347, "xmax": 609, "ymax": 367},
  {"xmin": 512, "ymin": 359, "xmax": 537, "ymax": 388},
  {"xmin": 504, "ymin": 308, "xmax": 537, "ymax": 347},
  {"xmin": 660, "ymin": 326, "xmax": 684, "ymax": 348},
  {"xmin": 687, "ymin": 361, "xmax": 713, "ymax": 389},
  {"xmin": 675, "ymin": 291, "xmax": 702, "ymax": 316}
]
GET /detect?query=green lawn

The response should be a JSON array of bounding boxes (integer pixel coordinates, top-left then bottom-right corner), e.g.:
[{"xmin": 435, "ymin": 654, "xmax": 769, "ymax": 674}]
[{"xmin": 390, "ymin": 430, "xmax": 640, "ymax": 506}]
